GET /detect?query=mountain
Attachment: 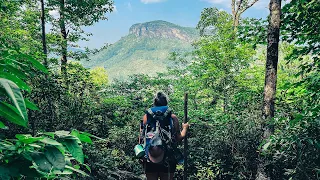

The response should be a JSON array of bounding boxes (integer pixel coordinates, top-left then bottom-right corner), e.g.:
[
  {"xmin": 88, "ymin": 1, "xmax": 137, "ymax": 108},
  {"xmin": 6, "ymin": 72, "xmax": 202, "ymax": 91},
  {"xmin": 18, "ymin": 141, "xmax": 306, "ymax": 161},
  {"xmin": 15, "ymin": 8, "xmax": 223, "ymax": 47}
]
[{"xmin": 82, "ymin": 20, "xmax": 198, "ymax": 81}]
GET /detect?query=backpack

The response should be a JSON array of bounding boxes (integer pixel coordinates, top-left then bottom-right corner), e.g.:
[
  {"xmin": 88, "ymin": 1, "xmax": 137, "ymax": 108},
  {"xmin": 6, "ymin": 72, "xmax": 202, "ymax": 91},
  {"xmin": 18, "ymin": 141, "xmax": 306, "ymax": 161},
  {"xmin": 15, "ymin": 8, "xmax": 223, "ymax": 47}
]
[{"xmin": 141, "ymin": 106, "xmax": 176, "ymax": 165}]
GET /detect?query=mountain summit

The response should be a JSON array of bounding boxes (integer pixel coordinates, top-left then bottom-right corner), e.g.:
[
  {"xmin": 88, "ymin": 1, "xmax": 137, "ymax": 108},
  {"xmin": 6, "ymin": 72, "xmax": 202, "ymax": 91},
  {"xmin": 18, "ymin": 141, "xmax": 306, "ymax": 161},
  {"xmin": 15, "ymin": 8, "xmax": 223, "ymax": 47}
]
[
  {"xmin": 82, "ymin": 20, "xmax": 198, "ymax": 81},
  {"xmin": 129, "ymin": 20, "xmax": 197, "ymax": 42}
]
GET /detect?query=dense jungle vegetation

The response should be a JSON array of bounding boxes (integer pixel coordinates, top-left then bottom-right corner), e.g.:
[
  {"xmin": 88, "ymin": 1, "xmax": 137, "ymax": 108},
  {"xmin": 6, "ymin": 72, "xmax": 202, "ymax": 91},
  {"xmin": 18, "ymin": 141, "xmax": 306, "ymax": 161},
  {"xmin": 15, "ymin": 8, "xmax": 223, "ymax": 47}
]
[{"xmin": 0, "ymin": 0, "xmax": 319, "ymax": 179}]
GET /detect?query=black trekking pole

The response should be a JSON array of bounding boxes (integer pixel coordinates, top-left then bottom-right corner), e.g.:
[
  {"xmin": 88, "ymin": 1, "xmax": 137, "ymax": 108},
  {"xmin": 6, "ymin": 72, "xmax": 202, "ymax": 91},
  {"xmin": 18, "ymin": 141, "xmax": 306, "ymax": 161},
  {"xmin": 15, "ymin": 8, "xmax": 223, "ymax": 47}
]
[{"xmin": 183, "ymin": 93, "xmax": 188, "ymax": 180}]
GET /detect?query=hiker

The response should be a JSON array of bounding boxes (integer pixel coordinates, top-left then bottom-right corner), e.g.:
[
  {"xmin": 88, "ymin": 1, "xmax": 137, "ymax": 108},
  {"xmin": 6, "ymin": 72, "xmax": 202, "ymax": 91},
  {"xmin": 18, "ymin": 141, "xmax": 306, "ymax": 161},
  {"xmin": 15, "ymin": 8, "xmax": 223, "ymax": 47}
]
[{"xmin": 138, "ymin": 92, "xmax": 189, "ymax": 180}]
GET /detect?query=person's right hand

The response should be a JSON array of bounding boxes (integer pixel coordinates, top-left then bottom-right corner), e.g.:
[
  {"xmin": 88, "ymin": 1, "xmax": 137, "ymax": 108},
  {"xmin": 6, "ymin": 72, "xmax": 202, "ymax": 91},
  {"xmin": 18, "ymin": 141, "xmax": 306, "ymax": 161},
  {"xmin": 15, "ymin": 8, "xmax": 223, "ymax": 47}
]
[{"xmin": 182, "ymin": 122, "xmax": 190, "ymax": 129}]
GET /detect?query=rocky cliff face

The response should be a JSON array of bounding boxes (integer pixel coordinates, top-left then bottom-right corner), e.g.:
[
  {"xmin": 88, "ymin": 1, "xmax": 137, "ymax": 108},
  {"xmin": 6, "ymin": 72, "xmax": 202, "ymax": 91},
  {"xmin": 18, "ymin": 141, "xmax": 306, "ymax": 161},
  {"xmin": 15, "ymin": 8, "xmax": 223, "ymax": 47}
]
[{"xmin": 129, "ymin": 20, "xmax": 195, "ymax": 42}]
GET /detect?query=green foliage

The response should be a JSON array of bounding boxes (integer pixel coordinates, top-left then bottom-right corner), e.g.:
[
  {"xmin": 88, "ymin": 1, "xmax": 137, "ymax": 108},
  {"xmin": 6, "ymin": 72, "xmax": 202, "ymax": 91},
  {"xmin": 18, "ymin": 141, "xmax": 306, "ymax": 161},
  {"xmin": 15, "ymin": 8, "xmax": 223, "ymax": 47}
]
[
  {"xmin": 237, "ymin": 18, "xmax": 268, "ymax": 47},
  {"xmin": 0, "ymin": 42, "xmax": 47, "ymax": 128},
  {"xmin": 0, "ymin": 12, "xmax": 92, "ymax": 177},
  {"xmin": 192, "ymin": 8, "xmax": 255, "ymax": 114},
  {"xmin": 0, "ymin": 131, "xmax": 92, "ymax": 179},
  {"xmin": 282, "ymin": 0, "xmax": 320, "ymax": 60},
  {"xmin": 47, "ymin": 0, "xmax": 114, "ymax": 27},
  {"xmin": 0, "ymin": 78, "xmax": 28, "ymax": 124},
  {"xmin": 0, "ymin": 58, "xmax": 93, "ymax": 179},
  {"xmin": 90, "ymin": 66, "xmax": 109, "ymax": 87}
]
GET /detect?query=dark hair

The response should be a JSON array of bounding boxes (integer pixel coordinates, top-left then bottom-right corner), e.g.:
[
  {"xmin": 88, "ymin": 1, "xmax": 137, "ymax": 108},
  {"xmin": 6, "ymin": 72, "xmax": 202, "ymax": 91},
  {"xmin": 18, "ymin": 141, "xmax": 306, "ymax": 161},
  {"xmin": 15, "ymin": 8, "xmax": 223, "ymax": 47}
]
[{"xmin": 153, "ymin": 92, "xmax": 168, "ymax": 106}]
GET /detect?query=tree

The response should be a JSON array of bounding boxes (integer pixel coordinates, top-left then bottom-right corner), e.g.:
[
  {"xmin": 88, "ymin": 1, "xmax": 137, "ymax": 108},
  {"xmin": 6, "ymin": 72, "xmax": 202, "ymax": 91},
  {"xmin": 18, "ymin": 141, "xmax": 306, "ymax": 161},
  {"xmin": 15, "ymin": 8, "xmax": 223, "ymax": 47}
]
[
  {"xmin": 90, "ymin": 66, "xmax": 109, "ymax": 87},
  {"xmin": 257, "ymin": 0, "xmax": 281, "ymax": 179},
  {"xmin": 40, "ymin": 0, "xmax": 48, "ymax": 67},
  {"xmin": 195, "ymin": 8, "xmax": 255, "ymax": 113},
  {"xmin": 46, "ymin": 0, "xmax": 114, "ymax": 74},
  {"xmin": 261, "ymin": 1, "xmax": 320, "ymax": 179},
  {"xmin": 263, "ymin": 0, "xmax": 282, "ymax": 137},
  {"xmin": 231, "ymin": 0, "xmax": 260, "ymax": 28},
  {"xmin": 262, "ymin": 0, "xmax": 281, "ymax": 136}
]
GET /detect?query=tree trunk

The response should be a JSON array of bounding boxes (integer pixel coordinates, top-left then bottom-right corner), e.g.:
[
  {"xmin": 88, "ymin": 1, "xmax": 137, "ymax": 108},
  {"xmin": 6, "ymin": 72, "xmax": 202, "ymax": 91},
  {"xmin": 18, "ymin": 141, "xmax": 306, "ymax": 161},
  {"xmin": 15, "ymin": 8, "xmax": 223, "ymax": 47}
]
[
  {"xmin": 263, "ymin": 0, "xmax": 281, "ymax": 138},
  {"xmin": 59, "ymin": 0, "xmax": 67, "ymax": 74},
  {"xmin": 234, "ymin": 14, "xmax": 240, "ymax": 28},
  {"xmin": 256, "ymin": 0, "xmax": 281, "ymax": 179},
  {"xmin": 40, "ymin": 0, "xmax": 48, "ymax": 67},
  {"xmin": 40, "ymin": 0, "xmax": 55, "ymax": 131}
]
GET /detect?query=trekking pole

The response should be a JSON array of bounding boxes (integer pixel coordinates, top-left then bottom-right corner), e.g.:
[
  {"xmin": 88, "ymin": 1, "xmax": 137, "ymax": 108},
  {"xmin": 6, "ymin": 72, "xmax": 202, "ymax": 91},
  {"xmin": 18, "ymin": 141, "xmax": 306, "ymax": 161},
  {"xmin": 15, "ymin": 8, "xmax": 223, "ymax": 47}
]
[{"xmin": 183, "ymin": 93, "xmax": 188, "ymax": 180}]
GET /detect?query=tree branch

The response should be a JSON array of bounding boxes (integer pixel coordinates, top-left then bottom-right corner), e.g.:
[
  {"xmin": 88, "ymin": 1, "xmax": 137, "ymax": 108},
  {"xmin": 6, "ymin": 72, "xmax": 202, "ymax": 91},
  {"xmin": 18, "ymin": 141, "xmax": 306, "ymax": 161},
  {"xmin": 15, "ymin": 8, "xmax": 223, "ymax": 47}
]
[
  {"xmin": 240, "ymin": 0, "xmax": 259, "ymax": 14},
  {"xmin": 235, "ymin": 0, "xmax": 243, "ymax": 17},
  {"xmin": 231, "ymin": 0, "xmax": 236, "ymax": 16}
]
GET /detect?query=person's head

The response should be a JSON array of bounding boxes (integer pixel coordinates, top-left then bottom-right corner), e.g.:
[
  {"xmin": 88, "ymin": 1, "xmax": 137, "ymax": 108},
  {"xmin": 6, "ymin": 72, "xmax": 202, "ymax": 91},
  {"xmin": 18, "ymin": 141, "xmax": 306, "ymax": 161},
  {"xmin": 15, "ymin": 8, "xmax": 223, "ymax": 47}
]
[{"xmin": 153, "ymin": 91, "xmax": 168, "ymax": 106}]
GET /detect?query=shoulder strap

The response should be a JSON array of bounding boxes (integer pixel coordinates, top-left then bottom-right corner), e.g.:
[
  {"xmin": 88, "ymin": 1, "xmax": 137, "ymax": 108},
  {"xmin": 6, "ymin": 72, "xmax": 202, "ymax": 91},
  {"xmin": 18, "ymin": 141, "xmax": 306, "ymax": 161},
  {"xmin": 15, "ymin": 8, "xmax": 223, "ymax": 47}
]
[
  {"xmin": 147, "ymin": 108, "xmax": 154, "ymax": 116},
  {"xmin": 146, "ymin": 108, "xmax": 154, "ymax": 124},
  {"xmin": 163, "ymin": 107, "xmax": 172, "ymax": 118}
]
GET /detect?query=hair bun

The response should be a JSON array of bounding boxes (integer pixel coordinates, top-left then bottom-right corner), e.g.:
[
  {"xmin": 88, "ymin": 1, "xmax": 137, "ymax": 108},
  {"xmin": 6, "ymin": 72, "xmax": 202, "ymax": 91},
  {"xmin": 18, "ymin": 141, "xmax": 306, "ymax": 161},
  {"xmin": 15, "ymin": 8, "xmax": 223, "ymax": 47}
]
[{"xmin": 154, "ymin": 91, "xmax": 168, "ymax": 106}]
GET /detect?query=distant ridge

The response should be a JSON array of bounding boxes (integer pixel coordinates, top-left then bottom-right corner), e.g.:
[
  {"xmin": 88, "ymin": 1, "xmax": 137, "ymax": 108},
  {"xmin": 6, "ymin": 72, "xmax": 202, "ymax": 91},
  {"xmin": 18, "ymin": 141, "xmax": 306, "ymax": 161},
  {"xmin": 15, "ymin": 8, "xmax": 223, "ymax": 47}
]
[
  {"xmin": 129, "ymin": 20, "xmax": 197, "ymax": 42},
  {"xmin": 82, "ymin": 20, "xmax": 199, "ymax": 81}
]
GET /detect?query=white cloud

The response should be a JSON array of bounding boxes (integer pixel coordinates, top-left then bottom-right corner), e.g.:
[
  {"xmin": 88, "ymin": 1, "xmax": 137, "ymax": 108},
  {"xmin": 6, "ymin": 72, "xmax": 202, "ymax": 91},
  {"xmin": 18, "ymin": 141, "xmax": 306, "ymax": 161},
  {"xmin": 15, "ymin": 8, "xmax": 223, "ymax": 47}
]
[{"xmin": 141, "ymin": 0, "xmax": 166, "ymax": 4}]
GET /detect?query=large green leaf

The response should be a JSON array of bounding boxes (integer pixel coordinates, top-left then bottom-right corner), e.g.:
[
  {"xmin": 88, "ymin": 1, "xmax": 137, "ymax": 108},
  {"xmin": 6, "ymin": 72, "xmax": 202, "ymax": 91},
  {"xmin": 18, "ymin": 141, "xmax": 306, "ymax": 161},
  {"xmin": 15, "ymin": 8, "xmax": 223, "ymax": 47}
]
[
  {"xmin": 65, "ymin": 165, "xmax": 89, "ymax": 177},
  {"xmin": 0, "ymin": 121, "xmax": 6, "ymax": 129},
  {"xmin": 79, "ymin": 134, "xmax": 92, "ymax": 144},
  {"xmin": 0, "ymin": 64, "xmax": 27, "ymax": 80},
  {"xmin": 54, "ymin": 131, "xmax": 71, "ymax": 138},
  {"xmin": 41, "ymin": 132, "xmax": 55, "ymax": 138},
  {"xmin": 0, "ymin": 102, "xmax": 27, "ymax": 127},
  {"xmin": 0, "ymin": 78, "xmax": 28, "ymax": 121},
  {"xmin": 15, "ymin": 134, "xmax": 43, "ymax": 144},
  {"xmin": 31, "ymin": 152, "xmax": 52, "ymax": 172},
  {"xmin": 21, "ymin": 54, "xmax": 48, "ymax": 74},
  {"xmin": 40, "ymin": 138, "xmax": 65, "ymax": 155},
  {"xmin": 44, "ymin": 146, "xmax": 66, "ymax": 171},
  {"xmin": 64, "ymin": 139, "xmax": 84, "ymax": 164},
  {"xmin": 0, "ymin": 73, "xmax": 30, "ymax": 92},
  {"xmin": 40, "ymin": 137, "xmax": 62, "ymax": 146},
  {"xmin": 25, "ymin": 98, "xmax": 39, "ymax": 110},
  {"xmin": 53, "ymin": 169, "xmax": 73, "ymax": 175},
  {"xmin": 9, "ymin": 158, "xmax": 41, "ymax": 178},
  {"xmin": 71, "ymin": 130, "xmax": 92, "ymax": 144}
]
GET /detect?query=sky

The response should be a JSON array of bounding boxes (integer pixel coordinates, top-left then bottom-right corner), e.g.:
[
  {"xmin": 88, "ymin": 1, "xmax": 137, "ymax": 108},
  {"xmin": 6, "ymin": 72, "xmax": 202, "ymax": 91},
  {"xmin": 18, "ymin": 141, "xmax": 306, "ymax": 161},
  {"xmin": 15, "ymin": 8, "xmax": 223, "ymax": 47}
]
[{"xmin": 78, "ymin": 0, "xmax": 270, "ymax": 49}]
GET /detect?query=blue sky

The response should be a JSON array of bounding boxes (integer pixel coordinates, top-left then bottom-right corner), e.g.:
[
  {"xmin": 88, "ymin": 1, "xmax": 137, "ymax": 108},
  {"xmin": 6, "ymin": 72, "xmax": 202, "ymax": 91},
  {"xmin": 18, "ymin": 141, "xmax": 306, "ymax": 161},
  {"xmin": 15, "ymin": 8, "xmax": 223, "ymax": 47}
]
[{"xmin": 78, "ymin": 0, "xmax": 270, "ymax": 49}]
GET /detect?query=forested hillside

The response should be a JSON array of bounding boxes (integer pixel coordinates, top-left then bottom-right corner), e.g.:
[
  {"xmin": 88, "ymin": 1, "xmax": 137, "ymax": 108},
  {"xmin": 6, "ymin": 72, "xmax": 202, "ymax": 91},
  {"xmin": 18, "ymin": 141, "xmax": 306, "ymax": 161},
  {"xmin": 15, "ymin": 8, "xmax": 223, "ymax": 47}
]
[
  {"xmin": 82, "ymin": 20, "xmax": 198, "ymax": 81},
  {"xmin": 0, "ymin": 0, "xmax": 319, "ymax": 180}
]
